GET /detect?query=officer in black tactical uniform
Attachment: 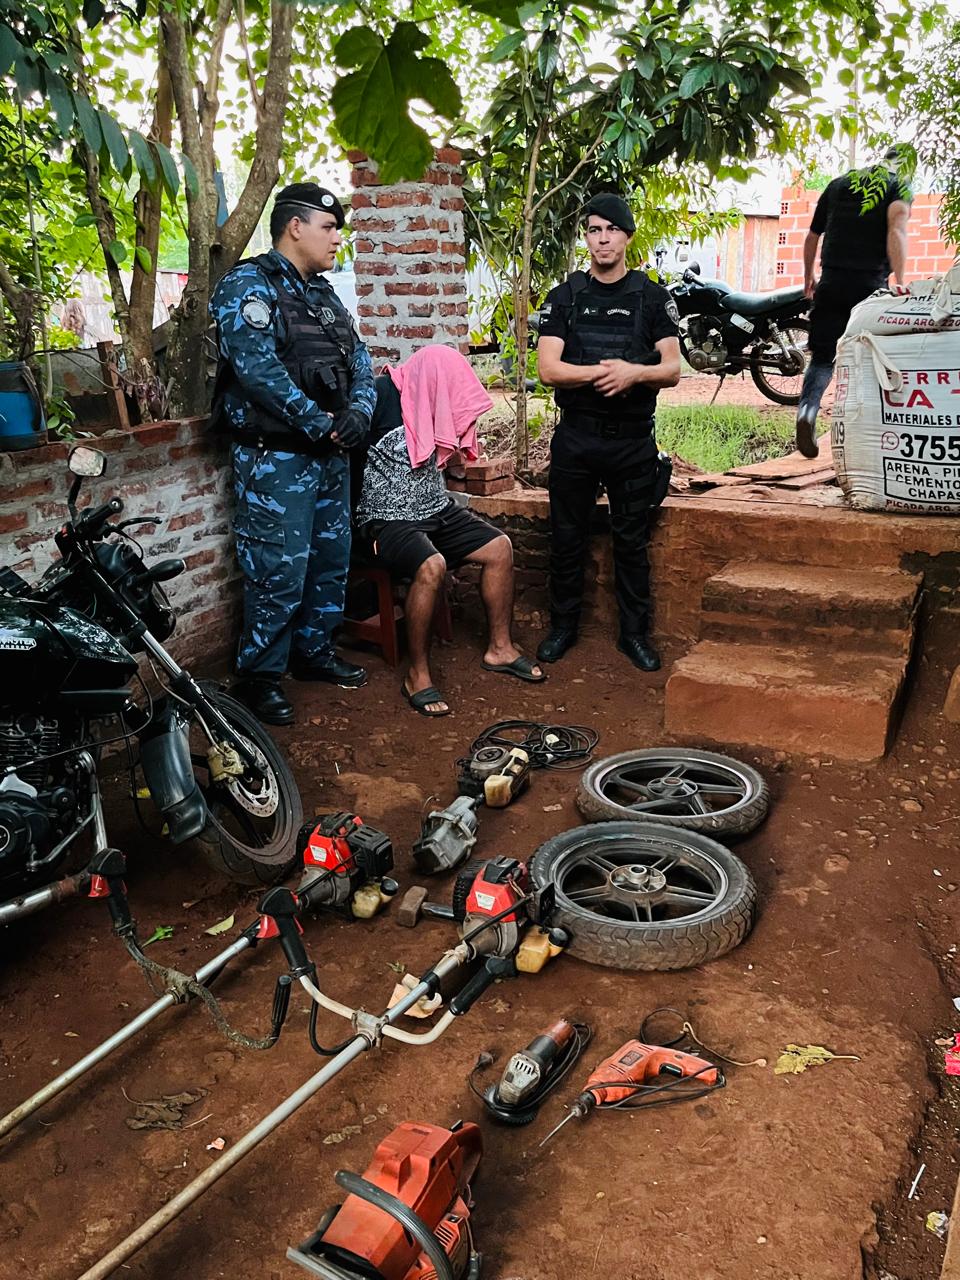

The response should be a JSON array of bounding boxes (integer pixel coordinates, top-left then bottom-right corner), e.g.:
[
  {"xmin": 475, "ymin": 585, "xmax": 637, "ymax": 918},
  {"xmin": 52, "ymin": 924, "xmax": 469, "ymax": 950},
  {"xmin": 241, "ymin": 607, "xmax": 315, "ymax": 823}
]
[
  {"xmin": 536, "ymin": 193, "xmax": 681, "ymax": 672},
  {"xmin": 210, "ymin": 182, "xmax": 376, "ymax": 726}
]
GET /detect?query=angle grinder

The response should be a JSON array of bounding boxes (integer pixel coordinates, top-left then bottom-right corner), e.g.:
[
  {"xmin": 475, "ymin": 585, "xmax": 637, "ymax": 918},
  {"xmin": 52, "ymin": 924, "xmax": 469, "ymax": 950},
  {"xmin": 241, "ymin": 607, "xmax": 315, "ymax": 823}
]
[{"xmin": 471, "ymin": 1017, "xmax": 592, "ymax": 1126}]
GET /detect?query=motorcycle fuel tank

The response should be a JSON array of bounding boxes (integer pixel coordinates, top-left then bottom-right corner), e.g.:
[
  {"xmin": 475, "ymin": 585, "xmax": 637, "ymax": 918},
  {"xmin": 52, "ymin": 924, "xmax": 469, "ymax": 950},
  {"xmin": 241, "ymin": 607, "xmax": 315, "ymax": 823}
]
[{"xmin": 0, "ymin": 598, "xmax": 137, "ymax": 704}]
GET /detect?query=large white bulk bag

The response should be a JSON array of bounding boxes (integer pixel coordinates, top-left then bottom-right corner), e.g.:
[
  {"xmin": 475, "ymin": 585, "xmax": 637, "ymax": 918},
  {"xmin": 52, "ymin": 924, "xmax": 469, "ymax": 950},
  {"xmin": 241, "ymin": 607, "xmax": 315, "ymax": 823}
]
[
  {"xmin": 832, "ymin": 328, "xmax": 960, "ymax": 513},
  {"xmin": 843, "ymin": 262, "xmax": 960, "ymax": 337}
]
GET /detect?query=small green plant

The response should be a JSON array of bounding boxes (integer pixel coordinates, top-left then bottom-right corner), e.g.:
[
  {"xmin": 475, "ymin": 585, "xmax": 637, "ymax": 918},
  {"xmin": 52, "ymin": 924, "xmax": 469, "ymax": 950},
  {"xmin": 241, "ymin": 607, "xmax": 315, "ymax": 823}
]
[
  {"xmin": 44, "ymin": 391, "xmax": 77, "ymax": 442},
  {"xmin": 655, "ymin": 405, "xmax": 795, "ymax": 473}
]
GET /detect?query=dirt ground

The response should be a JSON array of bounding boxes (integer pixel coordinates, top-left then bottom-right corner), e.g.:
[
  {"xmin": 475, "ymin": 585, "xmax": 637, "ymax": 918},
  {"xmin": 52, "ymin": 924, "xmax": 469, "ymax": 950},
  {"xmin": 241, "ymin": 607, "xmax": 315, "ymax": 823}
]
[{"xmin": 2, "ymin": 608, "xmax": 960, "ymax": 1280}]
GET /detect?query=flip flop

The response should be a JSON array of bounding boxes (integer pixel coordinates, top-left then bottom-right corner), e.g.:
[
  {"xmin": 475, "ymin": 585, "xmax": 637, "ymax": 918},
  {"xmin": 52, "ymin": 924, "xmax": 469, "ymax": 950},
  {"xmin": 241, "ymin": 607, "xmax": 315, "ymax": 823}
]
[
  {"xmin": 401, "ymin": 683, "xmax": 451, "ymax": 717},
  {"xmin": 480, "ymin": 655, "xmax": 546, "ymax": 683}
]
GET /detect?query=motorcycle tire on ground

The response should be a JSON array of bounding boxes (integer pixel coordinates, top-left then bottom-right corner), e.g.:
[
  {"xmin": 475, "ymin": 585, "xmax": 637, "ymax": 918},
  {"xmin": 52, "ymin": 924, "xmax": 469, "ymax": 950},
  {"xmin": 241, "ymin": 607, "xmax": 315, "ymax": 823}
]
[
  {"xmin": 575, "ymin": 747, "xmax": 769, "ymax": 837},
  {"xmin": 749, "ymin": 318, "xmax": 810, "ymax": 405},
  {"xmin": 190, "ymin": 685, "xmax": 302, "ymax": 886},
  {"xmin": 530, "ymin": 822, "xmax": 757, "ymax": 971}
]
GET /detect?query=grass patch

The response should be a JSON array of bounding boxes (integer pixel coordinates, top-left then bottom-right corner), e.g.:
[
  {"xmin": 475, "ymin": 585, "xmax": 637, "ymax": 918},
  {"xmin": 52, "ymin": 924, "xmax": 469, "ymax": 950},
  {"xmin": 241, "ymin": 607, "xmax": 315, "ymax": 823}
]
[{"xmin": 655, "ymin": 404, "xmax": 796, "ymax": 473}]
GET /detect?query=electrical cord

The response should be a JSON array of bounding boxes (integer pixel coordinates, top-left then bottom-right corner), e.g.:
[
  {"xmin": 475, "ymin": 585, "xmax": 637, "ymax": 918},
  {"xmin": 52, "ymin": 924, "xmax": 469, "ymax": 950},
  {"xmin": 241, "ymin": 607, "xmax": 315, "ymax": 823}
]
[
  {"xmin": 593, "ymin": 1062, "xmax": 724, "ymax": 1112},
  {"xmin": 308, "ymin": 998, "xmax": 355, "ymax": 1058},
  {"xmin": 462, "ymin": 720, "xmax": 600, "ymax": 772}
]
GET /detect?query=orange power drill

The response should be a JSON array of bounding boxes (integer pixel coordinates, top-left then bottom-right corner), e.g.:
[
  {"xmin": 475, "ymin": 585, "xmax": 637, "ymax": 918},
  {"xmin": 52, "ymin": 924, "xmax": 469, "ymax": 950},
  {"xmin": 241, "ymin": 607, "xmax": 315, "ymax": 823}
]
[{"xmin": 539, "ymin": 1038, "xmax": 723, "ymax": 1146}]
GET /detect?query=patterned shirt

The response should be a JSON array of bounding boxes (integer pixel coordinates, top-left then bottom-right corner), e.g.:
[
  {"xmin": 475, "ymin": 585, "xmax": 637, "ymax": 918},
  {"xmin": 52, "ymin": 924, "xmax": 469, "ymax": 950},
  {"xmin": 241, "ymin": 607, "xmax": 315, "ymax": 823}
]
[
  {"xmin": 209, "ymin": 247, "xmax": 375, "ymax": 443},
  {"xmin": 357, "ymin": 375, "xmax": 450, "ymax": 523}
]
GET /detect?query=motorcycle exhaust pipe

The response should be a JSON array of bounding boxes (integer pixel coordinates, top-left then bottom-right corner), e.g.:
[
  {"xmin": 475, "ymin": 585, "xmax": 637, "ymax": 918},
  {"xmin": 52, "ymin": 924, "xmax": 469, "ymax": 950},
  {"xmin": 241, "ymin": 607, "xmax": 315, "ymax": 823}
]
[
  {"xmin": 0, "ymin": 933, "xmax": 254, "ymax": 1142},
  {"xmin": 0, "ymin": 871, "xmax": 87, "ymax": 925}
]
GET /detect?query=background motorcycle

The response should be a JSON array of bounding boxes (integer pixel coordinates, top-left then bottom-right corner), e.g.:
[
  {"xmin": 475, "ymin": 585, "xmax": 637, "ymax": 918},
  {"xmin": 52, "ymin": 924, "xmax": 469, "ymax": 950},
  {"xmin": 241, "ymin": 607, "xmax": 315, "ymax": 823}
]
[
  {"xmin": 0, "ymin": 445, "xmax": 303, "ymax": 926},
  {"xmin": 668, "ymin": 264, "xmax": 811, "ymax": 405}
]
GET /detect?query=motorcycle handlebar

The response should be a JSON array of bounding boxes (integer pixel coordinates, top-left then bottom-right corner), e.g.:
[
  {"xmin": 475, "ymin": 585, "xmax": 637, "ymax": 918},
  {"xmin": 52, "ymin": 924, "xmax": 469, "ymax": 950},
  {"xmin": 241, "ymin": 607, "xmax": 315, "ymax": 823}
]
[{"xmin": 75, "ymin": 497, "xmax": 123, "ymax": 540}]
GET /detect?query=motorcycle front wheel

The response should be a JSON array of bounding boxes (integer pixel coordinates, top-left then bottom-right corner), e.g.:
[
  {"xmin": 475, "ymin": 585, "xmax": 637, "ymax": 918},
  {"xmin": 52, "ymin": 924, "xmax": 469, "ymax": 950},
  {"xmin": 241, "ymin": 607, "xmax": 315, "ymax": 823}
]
[
  {"xmin": 749, "ymin": 318, "xmax": 810, "ymax": 405},
  {"xmin": 189, "ymin": 685, "xmax": 302, "ymax": 886}
]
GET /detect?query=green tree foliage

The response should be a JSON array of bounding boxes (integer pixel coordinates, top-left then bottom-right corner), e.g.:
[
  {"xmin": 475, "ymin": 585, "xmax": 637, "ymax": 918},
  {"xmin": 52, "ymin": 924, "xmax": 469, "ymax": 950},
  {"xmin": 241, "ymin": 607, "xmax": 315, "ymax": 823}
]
[{"xmin": 901, "ymin": 22, "xmax": 960, "ymax": 248}]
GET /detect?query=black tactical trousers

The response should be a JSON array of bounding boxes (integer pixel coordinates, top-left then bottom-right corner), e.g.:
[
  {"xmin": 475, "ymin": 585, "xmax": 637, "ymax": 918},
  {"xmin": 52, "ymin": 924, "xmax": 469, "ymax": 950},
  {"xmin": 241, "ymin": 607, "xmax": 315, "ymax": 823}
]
[
  {"xmin": 547, "ymin": 420, "xmax": 658, "ymax": 636},
  {"xmin": 808, "ymin": 266, "xmax": 888, "ymax": 364}
]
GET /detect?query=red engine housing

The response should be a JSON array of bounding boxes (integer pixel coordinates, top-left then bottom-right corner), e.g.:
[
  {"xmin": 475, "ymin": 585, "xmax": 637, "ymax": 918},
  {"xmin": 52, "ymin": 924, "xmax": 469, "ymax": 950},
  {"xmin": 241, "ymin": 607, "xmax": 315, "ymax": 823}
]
[
  {"xmin": 315, "ymin": 1121, "xmax": 482, "ymax": 1280},
  {"xmin": 299, "ymin": 812, "xmax": 363, "ymax": 876},
  {"xmin": 465, "ymin": 856, "xmax": 528, "ymax": 924}
]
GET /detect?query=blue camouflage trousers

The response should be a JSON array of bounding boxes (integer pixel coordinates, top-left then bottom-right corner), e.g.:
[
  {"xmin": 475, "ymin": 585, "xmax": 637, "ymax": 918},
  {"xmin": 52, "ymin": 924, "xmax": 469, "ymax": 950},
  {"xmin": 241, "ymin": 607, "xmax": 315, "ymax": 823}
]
[{"xmin": 232, "ymin": 445, "xmax": 351, "ymax": 676}]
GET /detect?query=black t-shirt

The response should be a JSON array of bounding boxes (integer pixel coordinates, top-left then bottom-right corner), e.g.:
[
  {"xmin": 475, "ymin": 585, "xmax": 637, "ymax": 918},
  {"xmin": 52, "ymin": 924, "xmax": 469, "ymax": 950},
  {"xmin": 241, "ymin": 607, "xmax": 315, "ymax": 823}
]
[
  {"xmin": 538, "ymin": 270, "xmax": 678, "ymax": 419},
  {"xmin": 811, "ymin": 169, "xmax": 909, "ymax": 275}
]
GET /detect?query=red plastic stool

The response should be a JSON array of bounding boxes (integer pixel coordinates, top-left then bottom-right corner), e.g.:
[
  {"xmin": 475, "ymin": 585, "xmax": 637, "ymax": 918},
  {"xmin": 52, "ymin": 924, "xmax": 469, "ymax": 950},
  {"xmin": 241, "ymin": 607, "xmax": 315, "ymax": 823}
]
[{"xmin": 342, "ymin": 565, "xmax": 452, "ymax": 667}]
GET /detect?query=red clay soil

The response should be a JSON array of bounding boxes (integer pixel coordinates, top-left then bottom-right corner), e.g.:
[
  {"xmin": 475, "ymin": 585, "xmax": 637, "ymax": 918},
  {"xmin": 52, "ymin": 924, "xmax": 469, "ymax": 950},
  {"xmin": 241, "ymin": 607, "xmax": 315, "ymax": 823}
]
[{"xmin": 1, "ymin": 610, "xmax": 959, "ymax": 1280}]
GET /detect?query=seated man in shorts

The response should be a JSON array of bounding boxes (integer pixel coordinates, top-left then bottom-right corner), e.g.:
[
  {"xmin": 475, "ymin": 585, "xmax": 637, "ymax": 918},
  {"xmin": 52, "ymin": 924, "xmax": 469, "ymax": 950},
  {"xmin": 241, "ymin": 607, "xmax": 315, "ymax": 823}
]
[{"xmin": 357, "ymin": 344, "xmax": 544, "ymax": 716}]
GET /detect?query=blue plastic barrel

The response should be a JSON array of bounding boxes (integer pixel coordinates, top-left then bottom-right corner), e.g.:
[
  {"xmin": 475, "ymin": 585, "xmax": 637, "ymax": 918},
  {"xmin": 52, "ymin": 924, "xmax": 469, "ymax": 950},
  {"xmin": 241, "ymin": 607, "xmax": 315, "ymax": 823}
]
[{"xmin": 0, "ymin": 361, "xmax": 45, "ymax": 451}]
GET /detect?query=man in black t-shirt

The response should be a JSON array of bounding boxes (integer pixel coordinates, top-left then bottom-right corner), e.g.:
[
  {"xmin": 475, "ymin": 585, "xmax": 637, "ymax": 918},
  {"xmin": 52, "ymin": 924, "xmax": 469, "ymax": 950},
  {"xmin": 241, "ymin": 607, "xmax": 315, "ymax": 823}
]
[
  {"xmin": 795, "ymin": 145, "xmax": 912, "ymax": 457},
  {"xmin": 536, "ymin": 193, "xmax": 681, "ymax": 672}
]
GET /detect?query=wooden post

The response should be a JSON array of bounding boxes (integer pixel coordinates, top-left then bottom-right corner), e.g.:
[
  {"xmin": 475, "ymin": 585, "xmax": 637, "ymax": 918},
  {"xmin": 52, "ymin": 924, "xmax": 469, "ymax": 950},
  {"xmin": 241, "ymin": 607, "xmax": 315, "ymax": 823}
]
[{"xmin": 96, "ymin": 340, "xmax": 131, "ymax": 432}]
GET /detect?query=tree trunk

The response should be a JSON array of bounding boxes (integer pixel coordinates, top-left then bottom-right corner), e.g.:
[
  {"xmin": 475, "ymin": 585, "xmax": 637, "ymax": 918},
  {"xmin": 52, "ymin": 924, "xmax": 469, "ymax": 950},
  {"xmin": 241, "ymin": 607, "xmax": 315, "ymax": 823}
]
[
  {"xmin": 0, "ymin": 256, "xmax": 35, "ymax": 362},
  {"xmin": 128, "ymin": 51, "xmax": 173, "ymax": 407},
  {"xmin": 515, "ymin": 116, "xmax": 548, "ymax": 467},
  {"xmin": 162, "ymin": 0, "xmax": 294, "ymax": 417}
]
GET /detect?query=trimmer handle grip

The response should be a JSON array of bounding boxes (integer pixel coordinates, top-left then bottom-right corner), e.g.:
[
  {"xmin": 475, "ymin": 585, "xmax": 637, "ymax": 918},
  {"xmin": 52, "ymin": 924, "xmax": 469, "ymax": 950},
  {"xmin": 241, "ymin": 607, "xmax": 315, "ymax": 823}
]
[
  {"xmin": 449, "ymin": 955, "xmax": 514, "ymax": 1017},
  {"xmin": 258, "ymin": 887, "xmax": 311, "ymax": 975}
]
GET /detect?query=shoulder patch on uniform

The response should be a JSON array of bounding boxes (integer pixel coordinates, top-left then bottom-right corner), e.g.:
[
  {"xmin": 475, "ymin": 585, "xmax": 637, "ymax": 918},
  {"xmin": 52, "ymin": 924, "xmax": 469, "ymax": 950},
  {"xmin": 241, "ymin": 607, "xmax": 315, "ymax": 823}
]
[
  {"xmin": 240, "ymin": 296, "xmax": 272, "ymax": 330},
  {"xmin": 321, "ymin": 307, "xmax": 337, "ymax": 325},
  {"xmin": 665, "ymin": 299, "xmax": 680, "ymax": 326}
]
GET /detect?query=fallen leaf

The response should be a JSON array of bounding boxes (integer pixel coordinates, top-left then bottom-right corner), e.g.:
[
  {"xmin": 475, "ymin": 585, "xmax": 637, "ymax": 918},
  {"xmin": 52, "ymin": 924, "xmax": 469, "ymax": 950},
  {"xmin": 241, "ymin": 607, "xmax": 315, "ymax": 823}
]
[
  {"xmin": 926, "ymin": 1211, "xmax": 949, "ymax": 1238},
  {"xmin": 542, "ymin": 803, "xmax": 563, "ymax": 812},
  {"xmin": 125, "ymin": 1089, "xmax": 206, "ymax": 1131},
  {"xmin": 204, "ymin": 914, "xmax": 235, "ymax": 936},
  {"xmin": 65, "ymin": 1031, "xmax": 79, "ymax": 1038},
  {"xmin": 206, "ymin": 1137, "xmax": 226, "ymax": 1152},
  {"xmin": 773, "ymin": 1044, "xmax": 861, "ymax": 1075}
]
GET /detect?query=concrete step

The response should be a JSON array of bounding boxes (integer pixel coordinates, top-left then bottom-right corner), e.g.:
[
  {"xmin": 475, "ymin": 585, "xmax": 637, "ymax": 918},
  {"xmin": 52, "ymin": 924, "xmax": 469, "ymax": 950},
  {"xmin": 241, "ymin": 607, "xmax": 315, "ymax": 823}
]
[
  {"xmin": 664, "ymin": 640, "xmax": 910, "ymax": 760},
  {"xmin": 700, "ymin": 560, "xmax": 922, "ymax": 657}
]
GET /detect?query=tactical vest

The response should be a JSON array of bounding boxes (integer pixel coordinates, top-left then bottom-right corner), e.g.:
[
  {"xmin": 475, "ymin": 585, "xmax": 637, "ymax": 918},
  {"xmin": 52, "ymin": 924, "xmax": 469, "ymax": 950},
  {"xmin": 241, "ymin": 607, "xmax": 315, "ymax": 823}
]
[
  {"xmin": 211, "ymin": 253, "xmax": 356, "ymax": 448},
  {"xmin": 554, "ymin": 270, "xmax": 657, "ymax": 424}
]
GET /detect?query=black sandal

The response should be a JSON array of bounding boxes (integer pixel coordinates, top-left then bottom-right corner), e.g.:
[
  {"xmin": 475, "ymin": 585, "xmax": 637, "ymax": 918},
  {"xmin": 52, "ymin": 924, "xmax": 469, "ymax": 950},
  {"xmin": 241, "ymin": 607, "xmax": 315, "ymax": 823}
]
[{"xmin": 401, "ymin": 683, "xmax": 451, "ymax": 717}]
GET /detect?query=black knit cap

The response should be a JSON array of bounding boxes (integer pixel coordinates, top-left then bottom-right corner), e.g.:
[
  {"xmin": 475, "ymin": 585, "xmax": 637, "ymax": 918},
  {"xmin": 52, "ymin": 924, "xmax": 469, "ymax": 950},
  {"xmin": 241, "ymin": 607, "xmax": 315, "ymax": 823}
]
[
  {"xmin": 583, "ymin": 193, "xmax": 636, "ymax": 235},
  {"xmin": 274, "ymin": 182, "xmax": 345, "ymax": 228}
]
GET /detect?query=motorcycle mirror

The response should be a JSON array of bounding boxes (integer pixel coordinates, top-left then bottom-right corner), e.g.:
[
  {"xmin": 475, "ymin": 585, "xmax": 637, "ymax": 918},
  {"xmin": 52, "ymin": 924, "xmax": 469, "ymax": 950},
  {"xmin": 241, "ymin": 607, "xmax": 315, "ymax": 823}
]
[
  {"xmin": 68, "ymin": 446, "xmax": 107, "ymax": 478},
  {"xmin": 688, "ymin": 262, "xmax": 701, "ymax": 275}
]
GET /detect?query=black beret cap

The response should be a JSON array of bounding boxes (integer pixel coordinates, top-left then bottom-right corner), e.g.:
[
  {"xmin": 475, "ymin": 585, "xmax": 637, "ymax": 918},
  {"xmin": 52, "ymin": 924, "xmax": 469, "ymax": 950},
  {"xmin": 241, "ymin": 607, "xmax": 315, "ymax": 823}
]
[
  {"xmin": 274, "ymin": 182, "xmax": 346, "ymax": 228},
  {"xmin": 583, "ymin": 193, "xmax": 636, "ymax": 235}
]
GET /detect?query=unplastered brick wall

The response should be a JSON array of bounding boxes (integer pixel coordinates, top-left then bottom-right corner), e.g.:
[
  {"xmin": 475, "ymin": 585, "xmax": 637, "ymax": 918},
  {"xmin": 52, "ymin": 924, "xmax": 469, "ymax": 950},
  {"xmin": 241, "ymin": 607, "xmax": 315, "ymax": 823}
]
[
  {"xmin": 0, "ymin": 419, "xmax": 241, "ymax": 669},
  {"xmin": 350, "ymin": 148, "xmax": 469, "ymax": 363},
  {"xmin": 775, "ymin": 186, "xmax": 956, "ymax": 285}
]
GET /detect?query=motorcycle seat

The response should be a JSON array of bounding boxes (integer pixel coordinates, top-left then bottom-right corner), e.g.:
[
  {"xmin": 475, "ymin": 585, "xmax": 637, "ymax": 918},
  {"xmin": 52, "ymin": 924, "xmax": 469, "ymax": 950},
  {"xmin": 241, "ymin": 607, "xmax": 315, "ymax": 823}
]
[{"xmin": 720, "ymin": 285, "xmax": 807, "ymax": 316}]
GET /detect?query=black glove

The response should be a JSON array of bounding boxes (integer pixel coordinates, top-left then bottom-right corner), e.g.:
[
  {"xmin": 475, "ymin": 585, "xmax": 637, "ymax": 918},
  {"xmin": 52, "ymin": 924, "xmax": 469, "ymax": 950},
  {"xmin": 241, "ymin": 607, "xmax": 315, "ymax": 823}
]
[{"xmin": 330, "ymin": 408, "xmax": 369, "ymax": 450}]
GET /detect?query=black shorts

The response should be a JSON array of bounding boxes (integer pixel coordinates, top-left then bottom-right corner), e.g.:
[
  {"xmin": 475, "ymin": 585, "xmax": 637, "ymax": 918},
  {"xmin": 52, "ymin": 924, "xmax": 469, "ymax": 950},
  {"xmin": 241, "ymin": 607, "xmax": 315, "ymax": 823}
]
[{"xmin": 365, "ymin": 500, "xmax": 502, "ymax": 580}]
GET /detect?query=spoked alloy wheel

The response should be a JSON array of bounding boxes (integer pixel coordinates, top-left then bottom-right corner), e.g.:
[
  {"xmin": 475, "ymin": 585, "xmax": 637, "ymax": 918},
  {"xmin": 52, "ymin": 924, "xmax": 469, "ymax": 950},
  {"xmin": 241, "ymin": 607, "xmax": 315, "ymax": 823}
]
[
  {"xmin": 576, "ymin": 748, "xmax": 768, "ymax": 837},
  {"xmin": 530, "ymin": 822, "xmax": 757, "ymax": 971},
  {"xmin": 749, "ymin": 319, "xmax": 810, "ymax": 405},
  {"xmin": 188, "ymin": 686, "xmax": 302, "ymax": 886}
]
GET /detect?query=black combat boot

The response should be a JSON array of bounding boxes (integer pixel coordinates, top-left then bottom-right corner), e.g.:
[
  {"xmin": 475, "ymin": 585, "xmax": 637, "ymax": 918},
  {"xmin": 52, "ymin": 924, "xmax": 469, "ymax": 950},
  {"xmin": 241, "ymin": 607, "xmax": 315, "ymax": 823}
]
[
  {"xmin": 231, "ymin": 676, "xmax": 295, "ymax": 726},
  {"xmin": 536, "ymin": 627, "xmax": 578, "ymax": 664},
  {"xmin": 617, "ymin": 635, "xmax": 661, "ymax": 672},
  {"xmin": 289, "ymin": 654, "xmax": 368, "ymax": 688}
]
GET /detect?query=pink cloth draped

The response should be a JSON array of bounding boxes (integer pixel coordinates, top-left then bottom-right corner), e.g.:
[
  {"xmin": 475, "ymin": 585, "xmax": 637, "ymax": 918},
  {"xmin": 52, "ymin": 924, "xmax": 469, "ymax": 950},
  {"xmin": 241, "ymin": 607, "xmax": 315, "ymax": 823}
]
[{"xmin": 387, "ymin": 345, "xmax": 492, "ymax": 470}]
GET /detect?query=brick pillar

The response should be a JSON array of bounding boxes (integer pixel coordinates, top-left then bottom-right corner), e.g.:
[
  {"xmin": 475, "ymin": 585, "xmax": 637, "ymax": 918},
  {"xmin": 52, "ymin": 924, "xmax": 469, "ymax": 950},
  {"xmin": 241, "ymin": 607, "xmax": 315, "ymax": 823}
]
[{"xmin": 349, "ymin": 148, "xmax": 469, "ymax": 363}]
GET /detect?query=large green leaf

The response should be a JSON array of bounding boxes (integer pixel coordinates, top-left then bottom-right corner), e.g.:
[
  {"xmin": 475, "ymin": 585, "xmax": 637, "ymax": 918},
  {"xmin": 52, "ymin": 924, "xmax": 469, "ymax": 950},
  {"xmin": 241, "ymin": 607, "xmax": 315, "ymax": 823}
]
[
  {"xmin": 461, "ymin": 0, "xmax": 524, "ymax": 25},
  {"xmin": 0, "ymin": 23, "xmax": 19, "ymax": 76},
  {"xmin": 332, "ymin": 22, "xmax": 462, "ymax": 184},
  {"xmin": 488, "ymin": 30, "xmax": 526, "ymax": 63},
  {"xmin": 678, "ymin": 61, "xmax": 713, "ymax": 98},
  {"xmin": 128, "ymin": 129, "xmax": 156, "ymax": 183},
  {"xmin": 153, "ymin": 140, "xmax": 180, "ymax": 197},
  {"xmin": 72, "ymin": 91, "xmax": 103, "ymax": 155},
  {"xmin": 98, "ymin": 108, "xmax": 129, "ymax": 174},
  {"xmin": 44, "ymin": 69, "xmax": 74, "ymax": 134}
]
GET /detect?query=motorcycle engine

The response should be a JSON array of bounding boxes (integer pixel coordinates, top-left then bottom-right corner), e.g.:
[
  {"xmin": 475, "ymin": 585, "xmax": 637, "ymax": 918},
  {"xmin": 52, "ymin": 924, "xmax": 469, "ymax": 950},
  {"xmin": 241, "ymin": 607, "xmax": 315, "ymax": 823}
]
[
  {"xmin": 0, "ymin": 714, "xmax": 79, "ymax": 882},
  {"xmin": 683, "ymin": 316, "xmax": 728, "ymax": 371}
]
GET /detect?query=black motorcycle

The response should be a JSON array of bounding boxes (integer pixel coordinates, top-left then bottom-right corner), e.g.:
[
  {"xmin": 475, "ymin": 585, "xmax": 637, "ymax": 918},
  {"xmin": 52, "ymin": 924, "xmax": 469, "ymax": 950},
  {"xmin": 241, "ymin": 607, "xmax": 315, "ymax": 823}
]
[
  {"xmin": 0, "ymin": 445, "xmax": 303, "ymax": 926},
  {"xmin": 668, "ymin": 264, "xmax": 811, "ymax": 405}
]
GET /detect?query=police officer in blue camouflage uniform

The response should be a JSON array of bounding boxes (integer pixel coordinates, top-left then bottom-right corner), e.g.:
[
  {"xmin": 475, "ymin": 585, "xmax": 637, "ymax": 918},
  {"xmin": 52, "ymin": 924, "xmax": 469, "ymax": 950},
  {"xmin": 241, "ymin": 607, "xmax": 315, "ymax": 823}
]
[{"xmin": 210, "ymin": 181, "xmax": 376, "ymax": 726}]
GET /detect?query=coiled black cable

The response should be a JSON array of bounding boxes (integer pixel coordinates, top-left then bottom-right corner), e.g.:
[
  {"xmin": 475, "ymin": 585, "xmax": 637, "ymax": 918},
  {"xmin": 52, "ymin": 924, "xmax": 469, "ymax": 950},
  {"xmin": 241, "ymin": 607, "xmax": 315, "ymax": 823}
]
[{"xmin": 462, "ymin": 719, "xmax": 600, "ymax": 772}]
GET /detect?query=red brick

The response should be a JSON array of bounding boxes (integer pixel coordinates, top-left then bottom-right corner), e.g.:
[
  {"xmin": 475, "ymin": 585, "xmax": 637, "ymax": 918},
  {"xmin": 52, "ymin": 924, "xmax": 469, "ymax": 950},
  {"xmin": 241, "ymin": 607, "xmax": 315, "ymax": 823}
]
[
  {"xmin": 354, "ymin": 238, "xmax": 376, "ymax": 254},
  {"xmin": 0, "ymin": 476, "xmax": 52, "ymax": 503},
  {"xmin": 352, "ymin": 217, "xmax": 397, "ymax": 233},
  {"xmin": 376, "ymin": 192, "xmax": 433, "ymax": 208},
  {"xmin": 355, "ymin": 261, "xmax": 397, "ymax": 276},
  {"xmin": 352, "ymin": 166, "xmax": 380, "ymax": 186},
  {"xmin": 409, "ymin": 303, "xmax": 433, "ymax": 317},
  {"xmin": 385, "ymin": 282, "xmax": 438, "ymax": 296},
  {"xmin": 386, "ymin": 324, "xmax": 436, "ymax": 339},
  {"xmin": 438, "ymin": 301, "xmax": 468, "ymax": 317},
  {"xmin": 464, "ymin": 458, "xmax": 514, "ymax": 481},
  {"xmin": 358, "ymin": 303, "xmax": 397, "ymax": 317},
  {"xmin": 367, "ymin": 345, "xmax": 402, "ymax": 362},
  {"xmin": 134, "ymin": 422, "xmax": 182, "ymax": 447},
  {"xmin": 0, "ymin": 510, "xmax": 28, "ymax": 534},
  {"xmin": 465, "ymin": 474, "xmax": 515, "ymax": 495},
  {"xmin": 182, "ymin": 548, "xmax": 216, "ymax": 570},
  {"xmin": 382, "ymin": 238, "xmax": 439, "ymax": 255},
  {"xmin": 439, "ymin": 241, "xmax": 464, "ymax": 256},
  {"xmin": 357, "ymin": 282, "xmax": 374, "ymax": 296},
  {"xmin": 443, "ymin": 284, "xmax": 465, "ymax": 296},
  {"xmin": 346, "ymin": 149, "xmax": 367, "ymax": 164},
  {"xmin": 169, "ymin": 443, "xmax": 211, "ymax": 462},
  {"xmin": 406, "ymin": 261, "xmax": 452, "ymax": 275},
  {"xmin": 435, "ymin": 147, "xmax": 462, "ymax": 166},
  {"xmin": 440, "ymin": 197, "xmax": 465, "ymax": 211},
  {"xmin": 167, "ymin": 509, "xmax": 204, "ymax": 531},
  {"xmin": 352, "ymin": 193, "xmax": 373, "ymax": 209}
]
